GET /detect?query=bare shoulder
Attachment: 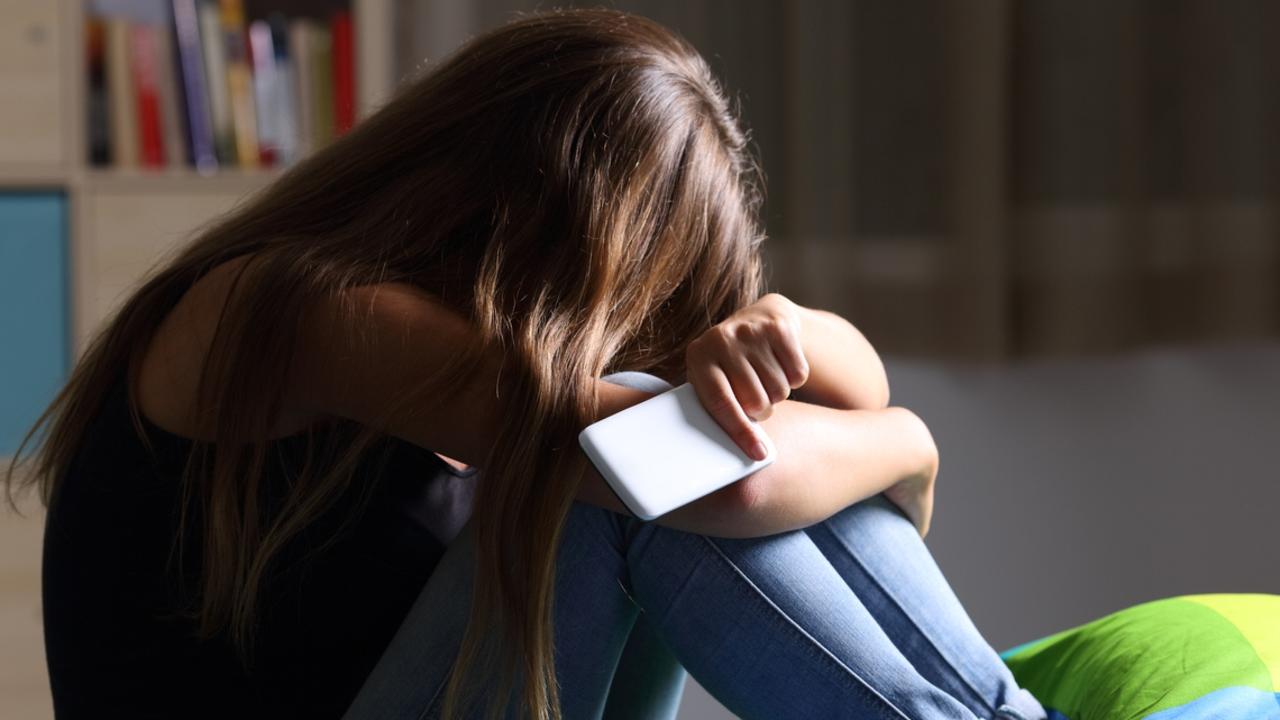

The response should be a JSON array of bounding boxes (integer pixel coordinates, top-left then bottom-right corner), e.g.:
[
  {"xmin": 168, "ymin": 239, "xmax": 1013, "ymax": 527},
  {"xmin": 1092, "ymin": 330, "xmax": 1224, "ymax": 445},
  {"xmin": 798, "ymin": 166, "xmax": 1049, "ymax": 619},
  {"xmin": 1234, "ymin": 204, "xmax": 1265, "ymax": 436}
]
[
  {"xmin": 137, "ymin": 255, "xmax": 314, "ymax": 440},
  {"xmin": 139, "ymin": 259, "xmax": 497, "ymax": 465},
  {"xmin": 334, "ymin": 281, "xmax": 471, "ymax": 330},
  {"xmin": 287, "ymin": 279, "xmax": 506, "ymax": 466}
]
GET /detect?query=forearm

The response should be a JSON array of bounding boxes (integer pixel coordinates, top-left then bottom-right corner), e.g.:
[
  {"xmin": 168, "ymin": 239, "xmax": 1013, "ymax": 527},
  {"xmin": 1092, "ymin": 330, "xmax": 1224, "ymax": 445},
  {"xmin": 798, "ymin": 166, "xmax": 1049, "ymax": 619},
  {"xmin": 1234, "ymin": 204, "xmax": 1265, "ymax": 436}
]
[
  {"xmin": 576, "ymin": 385, "xmax": 937, "ymax": 539},
  {"xmin": 791, "ymin": 306, "xmax": 889, "ymax": 411},
  {"xmin": 671, "ymin": 400, "xmax": 935, "ymax": 537}
]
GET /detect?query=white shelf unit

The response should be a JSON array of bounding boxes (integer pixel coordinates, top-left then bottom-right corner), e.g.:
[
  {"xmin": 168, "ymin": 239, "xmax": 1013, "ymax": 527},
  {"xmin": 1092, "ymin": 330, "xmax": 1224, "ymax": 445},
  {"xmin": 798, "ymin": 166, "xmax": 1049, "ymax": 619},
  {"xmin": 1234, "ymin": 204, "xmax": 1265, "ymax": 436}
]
[{"xmin": 0, "ymin": 0, "xmax": 396, "ymax": 352}]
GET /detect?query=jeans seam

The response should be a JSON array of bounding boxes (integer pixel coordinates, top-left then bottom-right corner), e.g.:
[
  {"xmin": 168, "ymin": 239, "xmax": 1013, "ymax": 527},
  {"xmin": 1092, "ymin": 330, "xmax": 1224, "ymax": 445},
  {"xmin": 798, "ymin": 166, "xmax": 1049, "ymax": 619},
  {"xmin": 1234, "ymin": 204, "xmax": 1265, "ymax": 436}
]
[
  {"xmin": 698, "ymin": 535, "xmax": 914, "ymax": 720},
  {"xmin": 815, "ymin": 521, "xmax": 997, "ymax": 718},
  {"xmin": 418, "ymin": 671, "xmax": 448, "ymax": 720}
]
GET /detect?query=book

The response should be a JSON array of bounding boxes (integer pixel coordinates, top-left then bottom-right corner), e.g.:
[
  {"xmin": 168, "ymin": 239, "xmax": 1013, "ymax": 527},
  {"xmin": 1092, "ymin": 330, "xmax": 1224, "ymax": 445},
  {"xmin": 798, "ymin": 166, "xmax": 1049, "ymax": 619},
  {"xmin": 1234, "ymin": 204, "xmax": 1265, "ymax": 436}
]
[
  {"xmin": 171, "ymin": 0, "xmax": 217, "ymax": 172},
  {"xmin": 128, "ymin": 23, "xmax": 166, "ymax": 168},
  {"xmin": 105, "ymin": 18, "xmax": 138, "ymax": 168},
  {"xmin": 86, "ymin": 18, "xmax": 112, "ymax": 166},
  {"xmin": 219, "ymin": 0, "xmax": 258, "ymax": 167},
  {"xmin": 268, "ymin": 14, "xmax": 299, "ymax": 165},
  {"xmin": 88, "ymin": 2, "xmax": 359, "ymax": 172},
  {"xmin": 248, "ymin": 20, "xmax": 279, "ymax": 166},
  {"xmin": 153, "ymin": 23, "xmax": 187, "ymax": 168},
  {"xmin": 331, "ymin": 10, "xmax": 355, "ymax": 136},
  {"xmin": 198, "ymin": 0, "xmax": 234, "ymax": 165},
  {"xmin": 289, "ymin": 19, "xmax": 315, "ymax": 158},
  {"xmin": 310, "ymin": 25, "xmax": 334, "ymax": 151}
]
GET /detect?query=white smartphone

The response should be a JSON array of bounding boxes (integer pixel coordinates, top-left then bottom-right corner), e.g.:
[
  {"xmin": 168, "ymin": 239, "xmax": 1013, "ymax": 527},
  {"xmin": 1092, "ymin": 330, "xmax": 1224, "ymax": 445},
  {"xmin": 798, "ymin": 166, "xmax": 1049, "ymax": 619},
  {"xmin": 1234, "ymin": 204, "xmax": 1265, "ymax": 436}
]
[{"xmin": 578, "ymin": 382, "xmax": 776, "ymax": 521}]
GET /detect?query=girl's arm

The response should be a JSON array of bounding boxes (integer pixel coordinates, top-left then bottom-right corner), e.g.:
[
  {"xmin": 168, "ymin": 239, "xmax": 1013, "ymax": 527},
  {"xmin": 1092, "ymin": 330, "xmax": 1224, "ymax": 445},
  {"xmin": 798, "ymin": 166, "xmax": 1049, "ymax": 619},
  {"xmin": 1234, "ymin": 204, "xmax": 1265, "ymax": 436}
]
[
  {"xmin": 677, "ymin": 292, "xmax": 938, "ymax": 536},
  {"xmin": 790, "ymin": 305, "xmax": 890, "ymax": 411},
  {"xmin": 579, "ymin": 392, "xmax": 938, "ymax": 539},
  {"xmin": 286, "ymin": 283, "xmax": 934, "ymax": 540}
]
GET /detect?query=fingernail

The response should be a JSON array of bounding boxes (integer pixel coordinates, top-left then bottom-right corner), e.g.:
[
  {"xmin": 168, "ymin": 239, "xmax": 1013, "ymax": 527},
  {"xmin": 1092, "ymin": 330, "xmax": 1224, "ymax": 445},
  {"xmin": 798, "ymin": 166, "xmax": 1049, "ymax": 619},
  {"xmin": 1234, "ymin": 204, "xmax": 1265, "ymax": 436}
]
[{"xmin": 750, "ymin": 440, "xmax": 768, "ymax": 461}]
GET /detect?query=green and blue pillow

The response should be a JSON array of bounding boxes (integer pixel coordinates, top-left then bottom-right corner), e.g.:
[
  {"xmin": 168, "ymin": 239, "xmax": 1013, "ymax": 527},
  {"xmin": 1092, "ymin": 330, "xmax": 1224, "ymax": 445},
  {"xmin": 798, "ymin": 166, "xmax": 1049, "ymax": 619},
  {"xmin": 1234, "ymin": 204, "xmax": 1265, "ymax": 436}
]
[{"xmin": 1002, "ymin": 594, "xmax": 1280, "ymax": 719}]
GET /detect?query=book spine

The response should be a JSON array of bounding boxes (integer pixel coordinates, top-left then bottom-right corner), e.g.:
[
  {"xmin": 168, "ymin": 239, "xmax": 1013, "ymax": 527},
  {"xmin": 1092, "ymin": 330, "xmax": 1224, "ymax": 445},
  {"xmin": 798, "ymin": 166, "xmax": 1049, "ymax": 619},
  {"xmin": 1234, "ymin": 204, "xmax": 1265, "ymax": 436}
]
[
  {"xmin": 331, "ymin": 10, "xmax": 355, "ymax": 135},
  {"xmin": 219, "ymin": 0, "xmax": 258, "ymax": 167},
  {"xmin": 198, "ymin": 0, "xmax": 235, "ymax": 165},
  {"xmin": 172, "ymin": 0, "xmax": 217, "ymax": 172},
  {"xmin": 310, "ymin": 26, "xmax": 334, "ymax": 151},
  {"xmin": 248, "ymin": 20, "xmax": 278, "ymax": 167},
  {"xmin": 129, "ymin": 24, "xmax": 166, "ymax": 168},
  {"xmin": 269, "ymin": 14, "xmax": 299, "ymax": 165},
  {"xmin": 153, "ymin": 24, "xmax": 187, "ymax": 168},
  {"xmin": 105, "ymin": 18, "xmax": 138, "ymax": 168},
  {"xmin": 289, "ymin": 20, "xmax": 314, "ymax": 159},
  {"xmin": 86, "ymin": 18, "xmax": 112, "ymax": 166}
]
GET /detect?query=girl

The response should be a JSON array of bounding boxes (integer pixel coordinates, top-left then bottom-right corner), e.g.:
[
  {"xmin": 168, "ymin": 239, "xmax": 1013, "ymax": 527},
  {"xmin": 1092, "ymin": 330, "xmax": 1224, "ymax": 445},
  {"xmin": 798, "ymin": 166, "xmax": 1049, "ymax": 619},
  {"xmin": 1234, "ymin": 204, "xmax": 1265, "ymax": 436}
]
[{"xmin": 8, "ymin": 9, "xmax": 1046, "ymax": 720}]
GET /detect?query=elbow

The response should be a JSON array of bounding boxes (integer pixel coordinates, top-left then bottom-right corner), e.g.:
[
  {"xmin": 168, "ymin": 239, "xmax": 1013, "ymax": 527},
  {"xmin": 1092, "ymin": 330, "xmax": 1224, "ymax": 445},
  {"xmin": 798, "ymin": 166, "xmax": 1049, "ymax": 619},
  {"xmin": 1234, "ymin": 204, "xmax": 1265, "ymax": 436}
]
[
  {"xmin": 712, "ymin": 464, "xmax": 822, "ymax": 539},
  {"xmin": 692, "ymin": 469, "xmax": 783, "ymax": 539},
  {"xmin": 725, "ymin": 469, "xmax": 771, "ymax": 518},
  {"xmin": 661, "ymin": 464, "xmax": 783, "ymax": 539},
  {"xmin": 893, "ymin": 406, "xmax": 939, "ymax": 480}
]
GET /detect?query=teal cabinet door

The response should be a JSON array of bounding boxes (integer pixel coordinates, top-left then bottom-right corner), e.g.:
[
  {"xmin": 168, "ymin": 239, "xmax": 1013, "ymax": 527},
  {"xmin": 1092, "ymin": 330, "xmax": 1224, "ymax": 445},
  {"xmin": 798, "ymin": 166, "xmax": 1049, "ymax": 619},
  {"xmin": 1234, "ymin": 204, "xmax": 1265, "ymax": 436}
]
[{"xmin": 0, "ymin": 193, "xmax": 68, "ymax": 456}]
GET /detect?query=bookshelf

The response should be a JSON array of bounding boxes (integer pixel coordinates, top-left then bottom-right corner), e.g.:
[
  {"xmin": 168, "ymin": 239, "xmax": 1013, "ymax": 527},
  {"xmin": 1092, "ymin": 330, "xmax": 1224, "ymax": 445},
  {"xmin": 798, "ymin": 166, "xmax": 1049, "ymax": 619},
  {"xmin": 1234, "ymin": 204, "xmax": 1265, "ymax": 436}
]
[{"xmin": 0, "ymin": 0, "xmax": 397, "ymax": 351}]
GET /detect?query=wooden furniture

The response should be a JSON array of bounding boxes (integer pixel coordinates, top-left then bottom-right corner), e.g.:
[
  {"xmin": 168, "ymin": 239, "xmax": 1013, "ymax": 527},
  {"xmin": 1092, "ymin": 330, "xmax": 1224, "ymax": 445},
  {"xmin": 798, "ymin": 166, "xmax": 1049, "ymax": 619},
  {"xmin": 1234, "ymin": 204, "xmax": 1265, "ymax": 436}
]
[{"xmin": 0, "ymin": 2, "xmax": 397, "ymax": 717}]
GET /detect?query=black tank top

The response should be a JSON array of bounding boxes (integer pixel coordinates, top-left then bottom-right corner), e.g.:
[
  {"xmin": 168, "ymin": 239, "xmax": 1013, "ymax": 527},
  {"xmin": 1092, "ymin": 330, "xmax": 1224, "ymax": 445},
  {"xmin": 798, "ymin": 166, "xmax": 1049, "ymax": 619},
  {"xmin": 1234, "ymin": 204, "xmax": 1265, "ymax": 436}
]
[{"xmin": 41, "ymin": 374, "xmax": 477, "ymax": 718}]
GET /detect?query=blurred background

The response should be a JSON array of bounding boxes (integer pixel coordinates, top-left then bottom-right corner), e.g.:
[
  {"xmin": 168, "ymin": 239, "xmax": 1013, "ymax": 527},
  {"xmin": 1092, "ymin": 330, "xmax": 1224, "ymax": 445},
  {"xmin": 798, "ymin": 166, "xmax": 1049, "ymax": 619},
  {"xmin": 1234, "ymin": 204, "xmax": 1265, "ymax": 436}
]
[{"xmin": 2, "ymin": 1, "xmax": 1277, "ymax": 718}]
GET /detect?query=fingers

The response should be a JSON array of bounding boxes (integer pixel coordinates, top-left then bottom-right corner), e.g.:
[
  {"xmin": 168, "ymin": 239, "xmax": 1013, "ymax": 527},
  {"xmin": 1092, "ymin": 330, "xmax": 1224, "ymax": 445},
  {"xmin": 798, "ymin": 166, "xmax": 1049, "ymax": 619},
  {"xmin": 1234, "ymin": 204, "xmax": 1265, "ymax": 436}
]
[
  {"xmin": 766, "ymin": 318, "xmax": 809, "ymax": 389},
  {"xmin": 687, "ymin": 361, "xmax": 769, "ymax": 461},
  {"xmin": 758, "ymin": 293, "xmax": 809, "ymax": 388},
  {"xmin": 683, "ymin": 293, "xmax": 810, "ymax": 462},
  {"xmin": 720, "ymin": 319, "xmax": 804, "ymax": 411},
  {"xmin": 725, "ymin": 351, "xmax": 775, "ymax": 421}
]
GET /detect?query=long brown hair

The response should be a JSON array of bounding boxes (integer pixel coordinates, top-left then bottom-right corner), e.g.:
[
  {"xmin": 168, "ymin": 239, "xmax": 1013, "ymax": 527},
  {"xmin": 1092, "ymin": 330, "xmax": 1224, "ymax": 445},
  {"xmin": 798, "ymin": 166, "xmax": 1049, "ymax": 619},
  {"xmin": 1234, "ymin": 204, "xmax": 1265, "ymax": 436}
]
[{"xmin": 6, "ymin": 8, "xmax": 765, "ymax": 718}]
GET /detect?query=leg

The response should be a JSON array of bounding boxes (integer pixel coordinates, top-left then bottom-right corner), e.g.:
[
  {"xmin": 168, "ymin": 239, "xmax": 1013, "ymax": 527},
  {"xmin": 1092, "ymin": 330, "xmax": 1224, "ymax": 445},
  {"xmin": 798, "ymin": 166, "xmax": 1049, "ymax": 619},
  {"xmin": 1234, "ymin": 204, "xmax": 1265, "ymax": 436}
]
[
  {"xmin": 342, "ymin": 502, "xmax": 653, "ymax": 720},
  {"xmin": 556, "ymin": 370, "xmax": 687, "ymax": 720},
  {"xmin": 608, "ymin": 372, "xmax": 1042, "ymax": 718},
  {"xmin": 601, "ymin": 614, "xmax": 686, "ymax": 720},
  {"xmin": 609, "ymin": 371, "xmax": 1039, "ymax": 712},
  {"xmin": 345, "ymin": 501, "xmax": 986, "ymax": 720},
  {"xmin": 341, "ymin": 513, "xmax": 476, "ymax": 720},
  {"xmin": 343, "ymin": 370, "xmax": 1017, "ymax": 719},
  {"xmin": 545, "ymin": 503, "xmax": 655, "ymax": 719},
  {"xmin": 596, "ymin": 371, "xmax": 977, "ymax": 712},
  {"xmin": 621, "ymin": 517, "xmax": 980, "ymax": 720},
  {"xmin": 343, "ymin": 371, "xmax": 688, "ymax": 720},
  {"xmin": 807, "ymin": 496, "xmax": 1046, "ymax": 720}
]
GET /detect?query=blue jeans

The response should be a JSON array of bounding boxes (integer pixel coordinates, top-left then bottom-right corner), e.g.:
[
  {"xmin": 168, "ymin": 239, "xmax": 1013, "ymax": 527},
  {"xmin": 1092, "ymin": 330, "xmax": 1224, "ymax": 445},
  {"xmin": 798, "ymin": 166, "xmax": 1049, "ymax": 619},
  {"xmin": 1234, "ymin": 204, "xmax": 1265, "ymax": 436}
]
[{"xmin": 343, "ymin": 372, "xmax": 1046, "ymax": 720}]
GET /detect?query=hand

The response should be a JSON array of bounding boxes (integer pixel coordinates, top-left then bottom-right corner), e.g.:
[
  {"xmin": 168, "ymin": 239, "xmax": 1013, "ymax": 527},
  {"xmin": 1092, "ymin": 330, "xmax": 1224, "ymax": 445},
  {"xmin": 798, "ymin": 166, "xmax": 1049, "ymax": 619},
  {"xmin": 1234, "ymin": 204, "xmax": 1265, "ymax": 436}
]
[{"xmin": 686, "ymin": 293, "xmax": 810, "ymax": 461}]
